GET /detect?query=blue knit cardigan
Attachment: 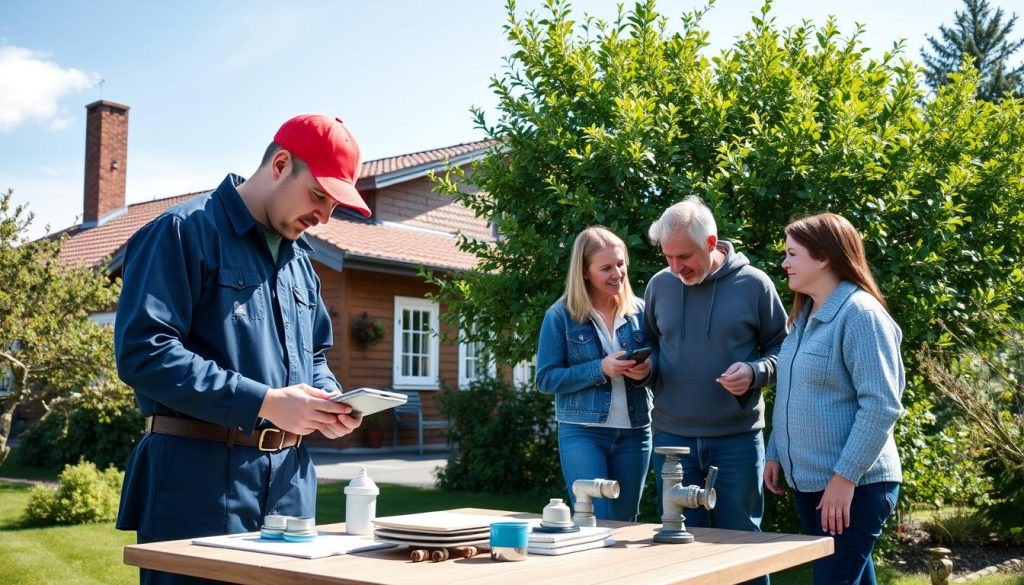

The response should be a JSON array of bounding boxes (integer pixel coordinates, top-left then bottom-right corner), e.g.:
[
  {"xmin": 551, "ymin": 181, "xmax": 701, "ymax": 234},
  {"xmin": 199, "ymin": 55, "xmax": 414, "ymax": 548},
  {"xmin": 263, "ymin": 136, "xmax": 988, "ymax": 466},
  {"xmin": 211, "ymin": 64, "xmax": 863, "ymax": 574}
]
[{"xmin": 766, "ymin": 281, "xmax": 904, "ymax": 492}]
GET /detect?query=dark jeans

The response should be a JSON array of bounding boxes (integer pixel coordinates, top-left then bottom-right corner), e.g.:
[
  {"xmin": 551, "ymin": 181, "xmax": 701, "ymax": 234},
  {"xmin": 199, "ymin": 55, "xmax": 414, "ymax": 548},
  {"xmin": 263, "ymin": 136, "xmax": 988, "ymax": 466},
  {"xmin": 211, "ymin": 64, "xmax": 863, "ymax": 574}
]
[{"xmin": 793, "ymin": 482, "xmax": 900, "ymax": 585}]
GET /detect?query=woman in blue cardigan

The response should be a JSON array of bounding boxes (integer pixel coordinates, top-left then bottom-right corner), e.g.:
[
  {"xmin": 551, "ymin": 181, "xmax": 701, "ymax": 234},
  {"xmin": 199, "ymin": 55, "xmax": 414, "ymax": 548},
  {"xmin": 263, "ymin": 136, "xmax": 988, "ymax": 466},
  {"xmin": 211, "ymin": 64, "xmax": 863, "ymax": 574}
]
[
  {"xmin": 536, "ymin": 226, "xmax": 654, "ymax": 521},
  {"xmin": 765, "ymin": 213, "xmax": 904, "ymax": 585}
]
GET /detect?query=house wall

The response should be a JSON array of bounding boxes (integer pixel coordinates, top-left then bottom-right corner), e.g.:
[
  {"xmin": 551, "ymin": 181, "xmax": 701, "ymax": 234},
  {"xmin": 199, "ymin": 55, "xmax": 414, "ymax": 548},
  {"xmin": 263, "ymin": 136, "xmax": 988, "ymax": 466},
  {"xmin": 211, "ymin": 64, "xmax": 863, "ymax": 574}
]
[{"xmin": 308, "ymin": 266, "xmax": 459, "ymax": 449}]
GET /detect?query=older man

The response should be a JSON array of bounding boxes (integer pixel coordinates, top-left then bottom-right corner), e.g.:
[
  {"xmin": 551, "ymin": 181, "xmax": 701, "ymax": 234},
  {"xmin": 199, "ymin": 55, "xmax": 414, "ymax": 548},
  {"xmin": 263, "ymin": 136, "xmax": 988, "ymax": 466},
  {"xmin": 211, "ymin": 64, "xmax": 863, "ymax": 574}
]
[{"xmin": 643, "ymin": 196, "xmax": 787, "ymax": 585}]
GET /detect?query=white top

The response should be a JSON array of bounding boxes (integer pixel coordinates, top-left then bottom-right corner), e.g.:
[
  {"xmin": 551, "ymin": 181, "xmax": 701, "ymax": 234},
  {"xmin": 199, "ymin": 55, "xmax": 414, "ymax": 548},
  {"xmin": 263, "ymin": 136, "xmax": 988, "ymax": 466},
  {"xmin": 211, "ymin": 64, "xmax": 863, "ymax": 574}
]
[{"xmin": 587, "ymin": 311, "xmax": 631, "ymax": 428}]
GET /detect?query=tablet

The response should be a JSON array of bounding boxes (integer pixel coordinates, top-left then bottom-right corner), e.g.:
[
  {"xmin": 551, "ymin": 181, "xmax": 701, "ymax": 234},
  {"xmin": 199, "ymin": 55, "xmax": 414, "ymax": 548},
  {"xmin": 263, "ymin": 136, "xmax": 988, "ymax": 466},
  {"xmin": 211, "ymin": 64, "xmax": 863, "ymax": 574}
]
[{"xmin": 329, "ymin": 387, "xmax": 408, "ymax": 416}]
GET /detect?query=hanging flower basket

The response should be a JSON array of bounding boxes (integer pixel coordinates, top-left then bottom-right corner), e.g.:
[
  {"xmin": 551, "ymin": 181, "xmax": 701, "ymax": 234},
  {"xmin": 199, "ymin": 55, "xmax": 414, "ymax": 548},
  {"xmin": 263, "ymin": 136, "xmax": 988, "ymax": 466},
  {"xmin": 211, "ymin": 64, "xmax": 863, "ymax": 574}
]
[{"xmin": 351, "ymin": 312, "xmax": 386, "ymax": 348}]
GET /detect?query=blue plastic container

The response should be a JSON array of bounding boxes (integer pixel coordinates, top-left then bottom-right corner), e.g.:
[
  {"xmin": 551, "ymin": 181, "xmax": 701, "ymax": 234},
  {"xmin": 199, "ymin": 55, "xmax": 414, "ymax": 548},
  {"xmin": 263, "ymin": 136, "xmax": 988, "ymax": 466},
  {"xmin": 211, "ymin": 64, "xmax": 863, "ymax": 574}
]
[{"xmin": 490, "ymin": 521, "xmax": 529, "ymax": 561}]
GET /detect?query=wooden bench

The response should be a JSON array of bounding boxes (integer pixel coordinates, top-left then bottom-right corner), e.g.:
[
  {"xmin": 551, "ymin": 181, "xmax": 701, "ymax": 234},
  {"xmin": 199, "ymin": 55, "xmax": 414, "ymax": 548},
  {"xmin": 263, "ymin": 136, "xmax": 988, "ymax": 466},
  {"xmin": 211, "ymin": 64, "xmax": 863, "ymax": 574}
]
[{"xmin": 391, "ymin": 390, "xmax": 449, "ymax": 455}]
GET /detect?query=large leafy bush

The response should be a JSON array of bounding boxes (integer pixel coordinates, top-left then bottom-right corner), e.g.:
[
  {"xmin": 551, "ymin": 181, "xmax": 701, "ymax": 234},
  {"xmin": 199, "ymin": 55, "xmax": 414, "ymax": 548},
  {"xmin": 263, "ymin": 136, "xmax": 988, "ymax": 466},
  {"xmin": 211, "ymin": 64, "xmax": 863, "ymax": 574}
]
[
  {"xmin": 17, "ymin": 379, "xmax": 143, "ymax": 471},
  {"xmin": 436, "ymin": 378, "xmax": 561, "ymax": 496},
  {"xmin": 431, "ymin": 0, "xmax": 1024, "ymax": 511}
]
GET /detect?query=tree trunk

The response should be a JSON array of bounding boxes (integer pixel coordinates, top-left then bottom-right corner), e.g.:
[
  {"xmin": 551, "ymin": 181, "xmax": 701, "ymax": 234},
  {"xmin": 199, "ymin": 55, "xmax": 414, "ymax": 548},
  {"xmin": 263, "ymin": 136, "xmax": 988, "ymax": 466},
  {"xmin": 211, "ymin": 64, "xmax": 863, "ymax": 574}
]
[
  {"xmin": 0, "ymin": 401, "xmax": 13, "ymax": 467},
  {"xmin": 0, "ymin": 352, "xmax": 29, "ymax": 469}
]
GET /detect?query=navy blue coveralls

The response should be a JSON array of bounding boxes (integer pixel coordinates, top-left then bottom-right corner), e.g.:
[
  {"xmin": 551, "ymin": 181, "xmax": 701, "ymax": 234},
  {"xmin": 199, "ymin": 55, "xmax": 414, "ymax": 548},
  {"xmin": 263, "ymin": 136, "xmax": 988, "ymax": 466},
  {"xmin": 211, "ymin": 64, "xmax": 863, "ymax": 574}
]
[{"xmin": 114, "ymin": 174, "xmax": 340, "ymax": 584}]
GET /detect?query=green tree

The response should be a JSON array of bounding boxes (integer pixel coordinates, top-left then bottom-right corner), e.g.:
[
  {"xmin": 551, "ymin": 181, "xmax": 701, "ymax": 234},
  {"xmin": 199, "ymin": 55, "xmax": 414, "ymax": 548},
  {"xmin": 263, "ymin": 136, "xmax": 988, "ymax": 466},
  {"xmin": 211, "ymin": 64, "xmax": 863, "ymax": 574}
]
[
  {"xmin": 431, "ymin": 0, "xmax": 1024, "ymax": 509},
  {"xmin": 0, "ymin": 189, "xmax": 124, "ymax": 466},
  {"xmin": 921, "ymin": 0, "xmax": 1024, "ymax": 102}
]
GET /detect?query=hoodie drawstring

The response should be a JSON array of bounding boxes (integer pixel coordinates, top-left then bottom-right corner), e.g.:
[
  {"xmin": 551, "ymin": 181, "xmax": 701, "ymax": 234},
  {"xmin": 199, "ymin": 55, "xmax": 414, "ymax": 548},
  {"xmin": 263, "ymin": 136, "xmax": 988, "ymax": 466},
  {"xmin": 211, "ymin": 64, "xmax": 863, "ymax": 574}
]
[
  {"xmin": 679, "ymin": 285, "xmax": 687, "ymax": 340},
  {"xmin": 706, "ymin": 278, "xmax": 718, "ymax": 340}
]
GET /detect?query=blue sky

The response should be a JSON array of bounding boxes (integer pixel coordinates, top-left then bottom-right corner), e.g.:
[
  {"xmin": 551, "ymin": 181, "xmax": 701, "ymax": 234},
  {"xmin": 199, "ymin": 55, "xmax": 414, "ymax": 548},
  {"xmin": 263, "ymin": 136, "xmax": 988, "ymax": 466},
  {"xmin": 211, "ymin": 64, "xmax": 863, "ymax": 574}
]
[{"xmin": 0, "ymin": 0, "xmax": 973, "ymax": 239}]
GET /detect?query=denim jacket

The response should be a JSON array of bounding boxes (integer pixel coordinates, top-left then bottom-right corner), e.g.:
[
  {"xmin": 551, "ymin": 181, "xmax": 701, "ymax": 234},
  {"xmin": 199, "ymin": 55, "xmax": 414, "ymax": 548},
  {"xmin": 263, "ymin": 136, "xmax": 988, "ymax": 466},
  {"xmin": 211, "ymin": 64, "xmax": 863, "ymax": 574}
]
[{"xmin": 535, "ymin": 299, "xmax": 653, "ymax": 427}]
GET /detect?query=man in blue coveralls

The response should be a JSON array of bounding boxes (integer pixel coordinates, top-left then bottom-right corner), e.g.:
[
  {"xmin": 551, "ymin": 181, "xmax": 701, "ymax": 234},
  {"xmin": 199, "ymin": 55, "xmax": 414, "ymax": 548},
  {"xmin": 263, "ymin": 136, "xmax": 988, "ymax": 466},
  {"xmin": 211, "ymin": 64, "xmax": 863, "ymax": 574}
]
[{"xmin": 114, "ymin": 114, "xmax": 368, "ymax": 585}]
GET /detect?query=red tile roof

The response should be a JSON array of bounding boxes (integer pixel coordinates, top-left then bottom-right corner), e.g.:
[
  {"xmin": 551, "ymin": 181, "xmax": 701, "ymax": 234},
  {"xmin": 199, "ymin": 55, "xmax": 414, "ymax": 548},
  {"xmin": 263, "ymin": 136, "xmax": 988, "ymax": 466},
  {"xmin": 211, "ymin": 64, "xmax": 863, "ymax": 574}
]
[
  {"xmin": 55, "ymin": 192, "xmax": 204, "ymax": 268},
  {"xmin": 359, "ymin": 140, "xmax": 494, "ymax": 181},
  {"xmin": 308, "ymin": 219, "xmax": 480, "ymax": 271},
  {"xmin": 56, "ymin": 142, "xmax": 492, "ymax": 271}
]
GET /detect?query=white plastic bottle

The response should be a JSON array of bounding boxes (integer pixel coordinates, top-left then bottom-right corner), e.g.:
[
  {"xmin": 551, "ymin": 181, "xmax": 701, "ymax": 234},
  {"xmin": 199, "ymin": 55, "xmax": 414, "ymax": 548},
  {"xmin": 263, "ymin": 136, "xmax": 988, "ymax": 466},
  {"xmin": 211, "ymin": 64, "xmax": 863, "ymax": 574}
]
[{"xmin": 344, "ymin": 467, "xmax": 379, "ymax": 535}]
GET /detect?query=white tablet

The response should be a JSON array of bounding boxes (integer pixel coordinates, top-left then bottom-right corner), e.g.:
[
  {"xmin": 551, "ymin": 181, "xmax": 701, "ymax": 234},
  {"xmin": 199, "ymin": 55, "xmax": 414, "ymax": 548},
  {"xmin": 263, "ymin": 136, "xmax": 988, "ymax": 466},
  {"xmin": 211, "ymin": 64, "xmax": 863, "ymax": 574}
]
[{"xmin": 329, "ymin": 387, "xmax": 408, "ymax": 417}]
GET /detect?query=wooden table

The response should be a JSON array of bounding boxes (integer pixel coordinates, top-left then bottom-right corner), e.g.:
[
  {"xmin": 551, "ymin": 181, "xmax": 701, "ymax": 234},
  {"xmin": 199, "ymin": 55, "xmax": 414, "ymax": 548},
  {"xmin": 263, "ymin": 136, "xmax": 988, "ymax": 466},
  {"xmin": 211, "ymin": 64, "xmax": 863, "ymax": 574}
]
[{"xmin": 124, "ymin": 508, "xmax": 833, "ymax": 584}]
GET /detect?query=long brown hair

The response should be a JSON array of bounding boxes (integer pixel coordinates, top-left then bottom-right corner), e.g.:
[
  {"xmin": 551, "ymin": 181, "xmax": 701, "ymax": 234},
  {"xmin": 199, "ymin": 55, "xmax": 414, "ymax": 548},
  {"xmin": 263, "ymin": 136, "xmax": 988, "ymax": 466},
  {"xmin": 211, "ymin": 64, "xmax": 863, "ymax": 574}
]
[{"xmin": 784, "ymin": 213, "xmax": 885, "ymax": 328}]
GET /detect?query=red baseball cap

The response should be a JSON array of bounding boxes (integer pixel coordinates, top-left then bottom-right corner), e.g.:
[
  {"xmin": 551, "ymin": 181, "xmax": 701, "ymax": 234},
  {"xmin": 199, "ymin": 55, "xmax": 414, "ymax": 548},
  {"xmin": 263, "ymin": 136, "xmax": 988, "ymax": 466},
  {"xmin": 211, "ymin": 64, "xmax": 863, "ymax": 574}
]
[{"xmin": 274, "ymin": 114, "xmax": 371, "ymax": 217}]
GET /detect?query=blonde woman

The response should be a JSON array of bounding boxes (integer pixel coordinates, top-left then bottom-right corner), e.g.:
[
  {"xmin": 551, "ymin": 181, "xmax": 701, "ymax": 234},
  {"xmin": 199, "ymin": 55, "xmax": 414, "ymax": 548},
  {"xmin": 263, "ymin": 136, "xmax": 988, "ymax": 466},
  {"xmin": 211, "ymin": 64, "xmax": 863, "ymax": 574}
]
[{"xmin": 535, "ymin": 226, "xmax": 654, "ymax": 521}]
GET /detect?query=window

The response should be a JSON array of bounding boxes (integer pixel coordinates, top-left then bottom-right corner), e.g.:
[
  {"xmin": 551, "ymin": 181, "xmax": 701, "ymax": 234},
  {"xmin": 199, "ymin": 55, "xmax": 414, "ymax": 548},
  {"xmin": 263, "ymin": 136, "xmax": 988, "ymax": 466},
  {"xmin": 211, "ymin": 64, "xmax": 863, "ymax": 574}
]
[
  {"xmin": 512, "ymin": 355, "xmax": 537, "ymax": 389},
  {"xmin": 392, "ymin": 297, "xmax": 440, "ymax": 388},
  {"xmin": 0, "ymin": 362, "xmax": 12, "ymax": 398},
  {"xmin": 90, "ymin": 312, "xmax": 116, "ymax": 328},
  {"xmin": 458, "ymin": 329, "xmax": 496, "ymax": 389}
]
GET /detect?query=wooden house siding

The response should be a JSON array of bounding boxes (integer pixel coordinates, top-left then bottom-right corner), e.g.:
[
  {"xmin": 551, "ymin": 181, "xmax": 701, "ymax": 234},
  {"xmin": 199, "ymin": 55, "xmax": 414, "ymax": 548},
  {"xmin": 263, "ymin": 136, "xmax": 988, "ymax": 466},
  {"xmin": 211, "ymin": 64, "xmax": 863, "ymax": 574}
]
[{"xmin": 308, "ymin": 267, "xmax": 457, "ymax": 449}]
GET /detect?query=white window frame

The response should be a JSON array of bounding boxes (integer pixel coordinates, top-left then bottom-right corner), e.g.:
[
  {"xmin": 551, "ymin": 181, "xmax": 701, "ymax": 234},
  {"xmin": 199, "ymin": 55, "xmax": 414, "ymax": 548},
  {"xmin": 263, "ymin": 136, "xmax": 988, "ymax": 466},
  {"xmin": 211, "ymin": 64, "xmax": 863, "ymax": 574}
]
[
  {"xmin": 457, "ymin": 328, "xmax": 496, "ymax": 389},
  {"xmin": 392, "ymin": 296, "xmax": 440, "ymax": 389},
  {"xmin": 512, "ymin": 355, "xmax": 538, "ymax": 389}
]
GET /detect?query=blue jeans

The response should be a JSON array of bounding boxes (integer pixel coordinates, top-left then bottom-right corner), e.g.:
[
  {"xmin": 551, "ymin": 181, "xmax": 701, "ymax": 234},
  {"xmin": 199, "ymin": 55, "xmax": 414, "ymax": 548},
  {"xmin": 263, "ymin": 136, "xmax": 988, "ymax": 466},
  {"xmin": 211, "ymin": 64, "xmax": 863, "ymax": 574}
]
[
  {"xmin": 793, "ymin": 482, "xmax": 899, "ymax": 585},
  {"xmin": 558, "ymin": 423, "xmax": 652, "ymax": 521},
  {"xmin": 653, "ymin": 430, "xmax": 768, "ymax": 585}
]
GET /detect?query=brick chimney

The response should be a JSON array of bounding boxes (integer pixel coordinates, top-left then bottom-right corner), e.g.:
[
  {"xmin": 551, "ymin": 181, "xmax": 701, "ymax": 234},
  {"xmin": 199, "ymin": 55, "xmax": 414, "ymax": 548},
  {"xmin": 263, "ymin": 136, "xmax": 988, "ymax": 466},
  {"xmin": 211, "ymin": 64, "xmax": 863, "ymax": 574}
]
[{"xmin": 83, "ymin": 100, "xmax": 129, "ymax": 227}]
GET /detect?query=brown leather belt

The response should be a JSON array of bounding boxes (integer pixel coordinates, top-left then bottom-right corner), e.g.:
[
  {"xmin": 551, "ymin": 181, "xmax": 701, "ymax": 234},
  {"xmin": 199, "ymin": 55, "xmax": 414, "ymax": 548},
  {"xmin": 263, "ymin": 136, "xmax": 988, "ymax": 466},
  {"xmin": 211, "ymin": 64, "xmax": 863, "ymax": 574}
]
[{"xmin": 146, "ymin": 415, "xmax": 302, "ymax": 452}]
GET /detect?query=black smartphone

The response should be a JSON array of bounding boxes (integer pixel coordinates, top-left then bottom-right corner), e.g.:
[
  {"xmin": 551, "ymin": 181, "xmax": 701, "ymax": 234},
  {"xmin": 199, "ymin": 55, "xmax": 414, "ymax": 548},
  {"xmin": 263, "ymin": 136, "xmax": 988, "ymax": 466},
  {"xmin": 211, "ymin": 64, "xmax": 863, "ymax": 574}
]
[{"xmin": 620, "ymin": 346, "xmax": 653, "ymax": 363}]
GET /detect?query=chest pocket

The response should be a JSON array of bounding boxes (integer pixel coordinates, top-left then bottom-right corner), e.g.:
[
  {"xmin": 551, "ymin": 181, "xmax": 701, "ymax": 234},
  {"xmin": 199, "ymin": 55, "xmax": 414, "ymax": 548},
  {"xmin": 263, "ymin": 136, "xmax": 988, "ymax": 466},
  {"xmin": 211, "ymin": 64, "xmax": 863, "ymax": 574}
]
[
  {"xmin": 292, "ymin": 286, "xmax": 317, "ymax": 353},
  {"xmin": 566, "ymin": 329, "xmax": 600, "ymax": 364},
  {"xmin": 629, "ymin": 329, "xmax": 646, "ymax": 350},
  {"xmin": 798, "ymin": 340, "xmax": 832, "ymax": 387},
  {"xmin": 218, "ymin": 269, "xmax": 266, "ymax": 321}
]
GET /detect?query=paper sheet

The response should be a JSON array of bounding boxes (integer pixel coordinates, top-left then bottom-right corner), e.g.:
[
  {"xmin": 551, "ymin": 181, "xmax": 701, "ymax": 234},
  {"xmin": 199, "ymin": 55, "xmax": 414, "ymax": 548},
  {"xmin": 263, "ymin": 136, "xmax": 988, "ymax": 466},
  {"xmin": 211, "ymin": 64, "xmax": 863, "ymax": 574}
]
[{"xmin": 192, "ymin": 531, "xmax": 395, "ymax": 559}]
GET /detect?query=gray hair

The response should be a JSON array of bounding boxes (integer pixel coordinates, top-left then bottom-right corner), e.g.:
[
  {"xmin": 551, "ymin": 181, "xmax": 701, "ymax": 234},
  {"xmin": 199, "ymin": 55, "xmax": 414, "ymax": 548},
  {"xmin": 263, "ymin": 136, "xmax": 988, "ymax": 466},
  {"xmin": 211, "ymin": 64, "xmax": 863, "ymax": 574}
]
[{"xmin": 648, "ymin": 195, "xmax": 717, "ymax": 245}]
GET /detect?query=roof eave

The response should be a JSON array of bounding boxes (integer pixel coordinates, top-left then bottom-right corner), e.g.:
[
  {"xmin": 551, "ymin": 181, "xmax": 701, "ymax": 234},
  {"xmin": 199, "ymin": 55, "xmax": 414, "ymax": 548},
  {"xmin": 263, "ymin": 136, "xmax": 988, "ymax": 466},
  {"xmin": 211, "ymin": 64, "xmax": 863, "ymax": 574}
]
[{"xmin": 356, "ymin": 149, "xmax": 489, "ymax": 191}]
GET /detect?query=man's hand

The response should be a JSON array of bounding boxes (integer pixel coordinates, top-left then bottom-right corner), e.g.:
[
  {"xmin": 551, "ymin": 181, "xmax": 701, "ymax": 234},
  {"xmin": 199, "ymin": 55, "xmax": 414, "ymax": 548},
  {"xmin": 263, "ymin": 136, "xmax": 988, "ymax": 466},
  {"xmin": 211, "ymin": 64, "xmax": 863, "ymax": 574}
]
[
  {"xmin": 717, "ymin": 362, "xmax": 754, "ymax": 395},
  {"xmin": 764, "ymin": 460, "xmax": 786, "ymax": 496},
  {"xmin": 623, "ymin": 357, "xmax": 652, "ymax": 381},
  {"xmin": 817, "ymin": 473, "xmax": 855, "ymax": 535},
  {"xmin": 258, "ymin": 384, "xmax": 363, "ymax": 438}
]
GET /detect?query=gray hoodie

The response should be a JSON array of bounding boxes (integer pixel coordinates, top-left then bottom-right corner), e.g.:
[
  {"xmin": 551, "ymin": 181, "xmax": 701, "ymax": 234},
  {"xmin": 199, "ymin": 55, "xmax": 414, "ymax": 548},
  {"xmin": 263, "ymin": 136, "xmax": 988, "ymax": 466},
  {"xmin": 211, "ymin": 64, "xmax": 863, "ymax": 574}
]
[{"xmin": 643, "ymin": 241, "xmax": 787, "ymax": 437}]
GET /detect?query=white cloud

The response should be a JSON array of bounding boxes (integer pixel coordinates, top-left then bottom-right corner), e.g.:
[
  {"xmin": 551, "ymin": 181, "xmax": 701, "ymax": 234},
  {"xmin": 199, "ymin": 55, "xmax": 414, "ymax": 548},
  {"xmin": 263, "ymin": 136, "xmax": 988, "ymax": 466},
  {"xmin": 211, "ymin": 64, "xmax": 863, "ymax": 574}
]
[{"xmin": 0, "ymin": 45, "xmax": 99, "ymax": 132}]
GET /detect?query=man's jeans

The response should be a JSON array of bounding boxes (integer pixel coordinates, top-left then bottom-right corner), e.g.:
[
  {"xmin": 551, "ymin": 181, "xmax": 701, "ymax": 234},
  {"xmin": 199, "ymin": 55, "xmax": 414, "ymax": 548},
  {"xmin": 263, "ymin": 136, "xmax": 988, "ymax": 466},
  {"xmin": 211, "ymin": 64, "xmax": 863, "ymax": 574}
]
[
  {"xmin": 653, "ymin": 430, "xmax": 768, "ymax": 585},
  {"xmin": 558, "ymin": 423, "xmax": 652, "ymax": 521},
  {"xmin": 793, "ymin": 482, "xmax": 899, "ymax": 585}
]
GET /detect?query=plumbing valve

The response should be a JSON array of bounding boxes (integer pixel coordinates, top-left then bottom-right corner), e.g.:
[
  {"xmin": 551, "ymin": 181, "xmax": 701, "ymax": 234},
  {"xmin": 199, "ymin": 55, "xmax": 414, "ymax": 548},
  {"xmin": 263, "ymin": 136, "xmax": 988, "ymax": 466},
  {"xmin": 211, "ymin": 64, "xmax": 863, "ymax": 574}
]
[
  {"xmin": 653, "ymin": 446, "xmax": 717, "ymax": 544},
  {"xmin": 571, "ymin": 478, "xmax": 620, "ymax": 528}
]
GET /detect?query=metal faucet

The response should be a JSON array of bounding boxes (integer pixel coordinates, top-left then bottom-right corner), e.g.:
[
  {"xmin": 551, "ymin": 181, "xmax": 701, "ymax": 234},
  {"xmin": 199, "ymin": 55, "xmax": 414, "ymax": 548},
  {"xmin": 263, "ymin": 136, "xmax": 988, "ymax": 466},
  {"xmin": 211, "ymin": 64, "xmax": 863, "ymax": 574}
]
[
  {"xmin": 571, "ymin": 478, "xmax": 620, "ymax": 527},
  {"xmin": 653, "ymin": 446, "xmax": 717, "ymax": 544}
]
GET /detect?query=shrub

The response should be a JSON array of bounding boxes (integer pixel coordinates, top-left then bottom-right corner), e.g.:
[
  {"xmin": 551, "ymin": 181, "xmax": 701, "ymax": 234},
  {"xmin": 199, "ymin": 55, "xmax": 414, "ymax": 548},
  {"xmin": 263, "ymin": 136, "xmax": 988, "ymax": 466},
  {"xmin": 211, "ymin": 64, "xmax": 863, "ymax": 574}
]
[
  {"xmin": 24, "ymin": 460, "xmax": 124, "ymax": 525},
  {"xmin": 17, "ymin": 381, "xmax": 144, "ymax": 471},
  {"xmin": 922, "ymin": 508, "xmax": 994, "ymax": 546},
  {"xmin": 428, "ymin": 0, "xmax": 1024, "ymax": 520},
  {"xmin": 920, "ymin": 328, "xmax": 1024, "ymax": 542},
  {"xmin": 437, "ymin": 377, "xmax": 561, "ymax": 496}
]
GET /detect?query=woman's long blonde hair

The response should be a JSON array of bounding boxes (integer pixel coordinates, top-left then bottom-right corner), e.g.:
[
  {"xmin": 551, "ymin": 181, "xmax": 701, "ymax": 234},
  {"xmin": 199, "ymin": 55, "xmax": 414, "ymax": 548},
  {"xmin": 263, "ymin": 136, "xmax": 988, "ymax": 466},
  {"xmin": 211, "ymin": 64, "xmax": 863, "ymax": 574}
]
[{"xmin": 563, "ymin": 226, "xmax": 642, "ymax": 323}]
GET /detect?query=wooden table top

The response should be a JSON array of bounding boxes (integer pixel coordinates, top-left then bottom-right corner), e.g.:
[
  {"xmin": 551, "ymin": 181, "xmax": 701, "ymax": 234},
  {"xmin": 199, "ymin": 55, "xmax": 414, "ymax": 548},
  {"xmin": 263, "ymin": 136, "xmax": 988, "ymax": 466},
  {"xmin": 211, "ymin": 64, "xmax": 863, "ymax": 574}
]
[{"xmin": 124, "ymin": 508, "xmax": 833, "ymax": 585}]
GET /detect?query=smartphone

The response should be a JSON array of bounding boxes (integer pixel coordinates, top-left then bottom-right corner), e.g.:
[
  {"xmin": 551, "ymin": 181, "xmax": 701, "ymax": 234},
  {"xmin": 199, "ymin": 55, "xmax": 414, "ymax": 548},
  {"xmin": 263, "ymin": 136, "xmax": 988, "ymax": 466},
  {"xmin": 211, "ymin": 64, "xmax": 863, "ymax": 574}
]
[
  {"xmin": 329, "ymin": 387, "xmax": 409, "ymax": 416},
  {"xmin": 619, "ymin": 346, "xmax": 653, "ymax": 363}
]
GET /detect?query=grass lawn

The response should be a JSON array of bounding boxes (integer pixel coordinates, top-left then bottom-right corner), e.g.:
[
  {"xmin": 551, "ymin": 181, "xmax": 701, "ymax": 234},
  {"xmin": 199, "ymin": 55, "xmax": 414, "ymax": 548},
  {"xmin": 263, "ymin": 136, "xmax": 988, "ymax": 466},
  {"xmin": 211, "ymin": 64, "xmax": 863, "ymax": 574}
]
[
  {"xmin": 0, "ymin": 478, "xmax": 556, "ymax": 585},
  {"xmin": 1, "ymin": 460, "xmax": 1020, "ymax": 585}
]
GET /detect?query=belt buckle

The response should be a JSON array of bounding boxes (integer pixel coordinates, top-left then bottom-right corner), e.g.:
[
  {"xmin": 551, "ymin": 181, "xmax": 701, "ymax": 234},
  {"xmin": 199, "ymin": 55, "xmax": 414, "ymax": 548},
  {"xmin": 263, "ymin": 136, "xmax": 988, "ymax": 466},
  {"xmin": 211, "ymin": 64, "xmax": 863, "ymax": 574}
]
[{"xmin": 258, "ymin": 428, "xmax": 286, "ymax": 452}]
